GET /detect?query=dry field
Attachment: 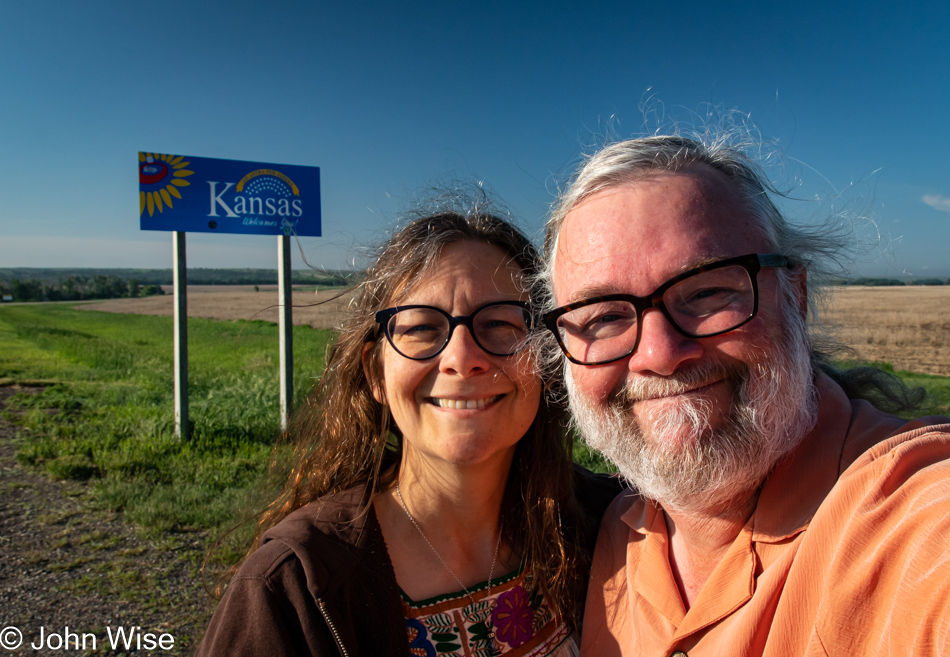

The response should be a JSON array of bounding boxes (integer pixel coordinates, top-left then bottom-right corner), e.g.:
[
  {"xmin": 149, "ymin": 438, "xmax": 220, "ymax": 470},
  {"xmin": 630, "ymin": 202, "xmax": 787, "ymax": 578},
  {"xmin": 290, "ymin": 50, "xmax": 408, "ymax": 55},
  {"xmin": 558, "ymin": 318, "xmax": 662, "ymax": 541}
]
[
  {"xmin": 81, "ymin": 284, "xmax": 950, "ymax": 377},
  {"xmin": 83, "ymin": 285, "xmax": 358, "ymax": 329},
  {"xmin": 822, "ymin": 286, "xmax": 950, "ymax": 376}
]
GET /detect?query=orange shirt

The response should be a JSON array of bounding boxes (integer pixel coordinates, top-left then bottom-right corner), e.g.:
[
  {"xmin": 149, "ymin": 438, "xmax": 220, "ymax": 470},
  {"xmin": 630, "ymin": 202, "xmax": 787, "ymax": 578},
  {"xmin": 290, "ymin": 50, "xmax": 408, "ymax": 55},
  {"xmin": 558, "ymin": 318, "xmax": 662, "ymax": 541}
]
[{"xmin": 581, "ymin": 374, "xmax": 950, "ymax": 656}]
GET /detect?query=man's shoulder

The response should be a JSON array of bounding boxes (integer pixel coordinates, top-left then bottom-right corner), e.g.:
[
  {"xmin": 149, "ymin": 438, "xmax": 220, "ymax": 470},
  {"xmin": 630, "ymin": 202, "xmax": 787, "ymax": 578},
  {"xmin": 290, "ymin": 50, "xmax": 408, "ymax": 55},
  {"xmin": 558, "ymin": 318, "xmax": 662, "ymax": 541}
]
[
  {"xmin": 808, "ymin": 408, "xmax": 950, "ymax": 550},
  {"xmin": 844, "ymin": 399, "xmax": 950, "ymax": 474},
  {"xmin": 808, "ymin": 393, "xmax": 950, "ymax": 532},
  {"xmin": 841, "ymin": 409, "xmax": 950, "ymax": 486},
  {"xmin": 812, "ymin": 373, "xmax": 950, "ymax": 474},
  {"xmin": 801, "ymin": 413, "xmax": 950, "ymax": 653}
]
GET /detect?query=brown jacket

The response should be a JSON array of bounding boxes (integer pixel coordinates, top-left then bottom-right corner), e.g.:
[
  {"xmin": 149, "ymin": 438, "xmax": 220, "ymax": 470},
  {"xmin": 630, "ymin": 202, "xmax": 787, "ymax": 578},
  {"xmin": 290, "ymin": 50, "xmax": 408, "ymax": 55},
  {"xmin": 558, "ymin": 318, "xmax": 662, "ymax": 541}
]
[{"xmin": 198, "ymin": 467, "xmax": 622, "ymax": 656}]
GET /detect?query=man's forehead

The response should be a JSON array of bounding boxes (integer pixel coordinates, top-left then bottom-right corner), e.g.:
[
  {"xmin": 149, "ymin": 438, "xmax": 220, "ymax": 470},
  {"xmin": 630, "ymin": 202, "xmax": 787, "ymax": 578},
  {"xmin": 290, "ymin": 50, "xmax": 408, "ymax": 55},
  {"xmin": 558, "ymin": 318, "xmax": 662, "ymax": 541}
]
[{"xmin": 552, "ymin": 168, "xmax": 765, "ymax": 301}]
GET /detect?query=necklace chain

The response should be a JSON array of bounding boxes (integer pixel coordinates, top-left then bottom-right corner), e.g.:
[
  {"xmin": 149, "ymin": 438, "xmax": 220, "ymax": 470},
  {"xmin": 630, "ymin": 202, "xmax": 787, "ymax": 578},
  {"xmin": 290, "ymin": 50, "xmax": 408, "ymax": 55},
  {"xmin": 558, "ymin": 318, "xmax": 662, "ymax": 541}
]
[{"xmin": 394, "ymin": 480, "xmax": 502, "ymax": 645}]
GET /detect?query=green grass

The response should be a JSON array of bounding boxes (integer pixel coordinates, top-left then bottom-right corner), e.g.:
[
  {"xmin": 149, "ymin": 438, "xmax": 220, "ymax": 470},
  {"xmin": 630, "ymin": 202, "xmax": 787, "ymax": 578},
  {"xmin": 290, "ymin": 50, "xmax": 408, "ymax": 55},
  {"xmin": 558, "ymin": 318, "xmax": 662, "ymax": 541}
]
[
  {"xmin": 909, "ymin": 373, "xmax": 950, "ymax": 416},
  {"xmin": 0, "ymin": 305, "xmax": 334, "ymax": 541},
  {"xmin": 844, "ymin": 360, "xmax": 950, "ymax": 417},
  {"xmin": 572, "ymin": 441, "xmax": 616, "ymax": 474}
]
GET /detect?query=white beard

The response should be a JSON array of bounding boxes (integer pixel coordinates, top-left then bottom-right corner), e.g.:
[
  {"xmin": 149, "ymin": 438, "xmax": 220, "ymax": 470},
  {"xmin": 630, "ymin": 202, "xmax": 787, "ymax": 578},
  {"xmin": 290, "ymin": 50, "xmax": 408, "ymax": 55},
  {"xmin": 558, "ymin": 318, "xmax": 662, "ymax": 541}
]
[{"xmin": 567, "ymin": 311, "xmax": 818, "ymax": 515}]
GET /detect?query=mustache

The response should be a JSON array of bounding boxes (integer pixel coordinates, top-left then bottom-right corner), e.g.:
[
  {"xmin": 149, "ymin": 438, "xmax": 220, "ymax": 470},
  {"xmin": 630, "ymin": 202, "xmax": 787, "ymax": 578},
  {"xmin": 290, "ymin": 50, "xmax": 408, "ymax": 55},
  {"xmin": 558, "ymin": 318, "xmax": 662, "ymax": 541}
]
[{"xmin": 611, "ymin": 360, "xmax": 750, "ymax": 405}]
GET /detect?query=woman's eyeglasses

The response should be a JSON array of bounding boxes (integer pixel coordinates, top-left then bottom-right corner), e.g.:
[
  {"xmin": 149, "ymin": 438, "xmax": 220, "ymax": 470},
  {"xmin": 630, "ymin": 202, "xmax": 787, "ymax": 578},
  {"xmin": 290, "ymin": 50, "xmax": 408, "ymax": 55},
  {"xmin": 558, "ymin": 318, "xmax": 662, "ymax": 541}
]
[{"xmin": 376, "ymin": 301, "xmax": 533, "ymax": 360}]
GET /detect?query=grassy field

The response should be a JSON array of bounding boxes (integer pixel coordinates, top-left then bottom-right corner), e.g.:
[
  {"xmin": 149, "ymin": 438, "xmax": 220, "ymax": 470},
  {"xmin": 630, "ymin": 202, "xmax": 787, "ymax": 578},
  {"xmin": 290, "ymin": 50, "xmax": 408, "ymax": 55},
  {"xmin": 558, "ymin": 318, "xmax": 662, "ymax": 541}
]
[{"xmin": 0, "ymin": 305, "xmax": 335, "ymax": 565}]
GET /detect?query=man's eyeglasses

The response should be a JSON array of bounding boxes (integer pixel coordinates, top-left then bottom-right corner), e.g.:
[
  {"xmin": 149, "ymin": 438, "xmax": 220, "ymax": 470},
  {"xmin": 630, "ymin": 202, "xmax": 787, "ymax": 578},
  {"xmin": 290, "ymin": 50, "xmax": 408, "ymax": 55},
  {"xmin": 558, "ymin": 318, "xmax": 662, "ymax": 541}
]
[
  {"xmin": 376, "ymin": 301, "xmax": 533, "ymax": 361},
  {"xmin": 543, "ymin": 253, "xmax": 791, "ymax": 366}
]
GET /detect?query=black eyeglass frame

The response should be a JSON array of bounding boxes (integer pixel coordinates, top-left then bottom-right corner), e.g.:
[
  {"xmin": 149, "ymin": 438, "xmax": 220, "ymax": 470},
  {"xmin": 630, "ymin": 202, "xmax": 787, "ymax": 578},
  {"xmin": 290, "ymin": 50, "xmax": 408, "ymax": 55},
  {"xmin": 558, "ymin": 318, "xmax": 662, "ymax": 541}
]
[
  {"xmin": 375, "ymin": 300, "xmax": 534, "ymax": 361},
  {"xmin": 543, "ymin": 253, "xmax": 791, "ymax": 365}
]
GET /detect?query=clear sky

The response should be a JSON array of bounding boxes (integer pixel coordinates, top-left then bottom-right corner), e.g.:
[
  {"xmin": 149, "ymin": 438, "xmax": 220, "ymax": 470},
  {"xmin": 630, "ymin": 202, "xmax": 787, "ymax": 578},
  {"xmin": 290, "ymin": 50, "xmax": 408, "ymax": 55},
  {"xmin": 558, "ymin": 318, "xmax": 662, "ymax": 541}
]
[{"xmin": 2, "ymin": 0, "xmax": 948, "ymax": 277}]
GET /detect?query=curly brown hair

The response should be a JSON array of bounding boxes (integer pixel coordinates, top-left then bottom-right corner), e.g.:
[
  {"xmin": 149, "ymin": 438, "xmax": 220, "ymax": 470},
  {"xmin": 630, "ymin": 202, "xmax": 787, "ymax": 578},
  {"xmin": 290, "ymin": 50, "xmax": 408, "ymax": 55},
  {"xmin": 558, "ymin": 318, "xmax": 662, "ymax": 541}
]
[{"xmin": 238, "ymin": 206, "xmax": 591, "ymax": 628}]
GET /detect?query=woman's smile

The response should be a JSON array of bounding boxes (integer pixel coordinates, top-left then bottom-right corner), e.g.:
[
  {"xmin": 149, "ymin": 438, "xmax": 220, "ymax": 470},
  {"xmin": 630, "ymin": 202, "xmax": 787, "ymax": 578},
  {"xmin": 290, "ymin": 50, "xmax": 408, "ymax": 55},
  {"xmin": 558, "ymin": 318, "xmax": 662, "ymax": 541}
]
[{"xmin": 429, "ymin": 394, "xmax": 504, "ymax": 410}]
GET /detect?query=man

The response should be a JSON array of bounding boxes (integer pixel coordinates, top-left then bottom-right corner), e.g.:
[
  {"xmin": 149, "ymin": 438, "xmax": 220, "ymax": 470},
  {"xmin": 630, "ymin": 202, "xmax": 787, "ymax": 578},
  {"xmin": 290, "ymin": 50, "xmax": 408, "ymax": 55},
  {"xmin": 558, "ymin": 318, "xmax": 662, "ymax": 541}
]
[{"xmin": 542, "ymin": 135, "xmax": 950, "ymax": 655}]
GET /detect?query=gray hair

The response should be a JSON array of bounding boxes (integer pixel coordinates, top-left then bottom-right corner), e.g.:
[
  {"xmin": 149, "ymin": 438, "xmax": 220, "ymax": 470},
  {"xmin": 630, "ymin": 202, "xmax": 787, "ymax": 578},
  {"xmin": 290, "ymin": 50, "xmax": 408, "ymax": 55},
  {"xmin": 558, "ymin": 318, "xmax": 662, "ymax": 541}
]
[
  {"xmin": 542, "ymin": 135, "xmax": 845, "ymax": 319},
  {"xmin": 542, "ymin": 135, "xmax": 925, "ymax": 413}
]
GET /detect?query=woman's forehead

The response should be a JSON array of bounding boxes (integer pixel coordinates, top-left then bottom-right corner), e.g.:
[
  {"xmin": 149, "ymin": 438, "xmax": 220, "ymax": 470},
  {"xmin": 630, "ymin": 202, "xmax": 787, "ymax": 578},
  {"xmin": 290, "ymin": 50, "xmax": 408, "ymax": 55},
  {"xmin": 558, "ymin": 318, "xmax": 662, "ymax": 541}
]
[{"xmin": 389, "ymin": 241, "xmax": 528, "ymax": 306}]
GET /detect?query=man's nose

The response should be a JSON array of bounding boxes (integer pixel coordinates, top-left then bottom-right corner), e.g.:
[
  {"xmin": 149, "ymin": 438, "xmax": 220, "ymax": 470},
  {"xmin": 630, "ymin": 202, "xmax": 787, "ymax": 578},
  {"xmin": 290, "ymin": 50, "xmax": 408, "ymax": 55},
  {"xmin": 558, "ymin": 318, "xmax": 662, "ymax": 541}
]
[
  {"xmin": 438, "ymin": 325, "xmax": 491, "ymax": 375},
  {"xmin": 627, "ymin": 308, "xmax": 703, "ymax": 376}
]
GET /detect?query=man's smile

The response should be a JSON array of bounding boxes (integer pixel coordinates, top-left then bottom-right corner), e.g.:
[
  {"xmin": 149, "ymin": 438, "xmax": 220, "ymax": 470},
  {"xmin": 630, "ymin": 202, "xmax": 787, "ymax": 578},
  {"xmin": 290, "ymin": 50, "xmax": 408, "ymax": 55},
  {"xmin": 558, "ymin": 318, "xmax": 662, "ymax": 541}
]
[{"xmin": 631, "ymin": 378, "xmax": 727, "ymax": 404}]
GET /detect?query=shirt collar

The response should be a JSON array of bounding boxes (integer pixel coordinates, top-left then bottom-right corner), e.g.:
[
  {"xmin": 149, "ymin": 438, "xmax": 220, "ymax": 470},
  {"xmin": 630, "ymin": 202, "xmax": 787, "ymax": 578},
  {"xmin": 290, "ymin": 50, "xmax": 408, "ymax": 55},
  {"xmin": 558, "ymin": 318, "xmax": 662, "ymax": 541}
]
[{"xmin": 751, "ymin": 372, "xmax": 853, "ymax": 542}]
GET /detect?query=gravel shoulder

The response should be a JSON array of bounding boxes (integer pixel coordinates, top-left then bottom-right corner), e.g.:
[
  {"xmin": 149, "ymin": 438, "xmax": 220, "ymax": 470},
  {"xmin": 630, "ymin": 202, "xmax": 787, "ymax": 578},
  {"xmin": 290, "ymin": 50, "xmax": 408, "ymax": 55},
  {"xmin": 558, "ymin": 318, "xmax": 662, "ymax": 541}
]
[{"xmin": 0, "ymin": 386, "xmax": 216, "ymax": 656}]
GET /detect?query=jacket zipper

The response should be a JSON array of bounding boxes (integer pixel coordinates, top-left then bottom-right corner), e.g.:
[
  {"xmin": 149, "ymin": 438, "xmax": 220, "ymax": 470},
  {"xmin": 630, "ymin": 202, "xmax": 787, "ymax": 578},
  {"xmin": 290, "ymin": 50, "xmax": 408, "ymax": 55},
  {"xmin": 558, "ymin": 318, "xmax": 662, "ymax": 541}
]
[{"xmin": 317, "ymin": 599, "xmax": 351, "ymax": 657}]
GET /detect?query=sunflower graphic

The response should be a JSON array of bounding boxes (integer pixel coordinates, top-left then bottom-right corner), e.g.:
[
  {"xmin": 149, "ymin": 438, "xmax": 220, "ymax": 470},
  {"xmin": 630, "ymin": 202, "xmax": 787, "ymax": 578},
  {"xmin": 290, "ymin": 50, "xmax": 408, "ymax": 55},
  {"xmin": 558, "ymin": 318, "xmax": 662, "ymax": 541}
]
[{"xmin": 139, "ymin": 152, "xmax": 195, "ymax": 217}]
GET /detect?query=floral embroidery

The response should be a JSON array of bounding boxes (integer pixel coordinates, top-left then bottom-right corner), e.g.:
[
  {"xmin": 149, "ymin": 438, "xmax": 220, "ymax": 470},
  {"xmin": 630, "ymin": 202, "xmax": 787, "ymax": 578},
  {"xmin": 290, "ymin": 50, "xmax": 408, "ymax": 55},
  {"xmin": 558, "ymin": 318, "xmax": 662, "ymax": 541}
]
[
  {"xmin": 491, "ymin": 585, "xmax": 534, "ymax": 647},
  {"xmin": 402, "ymin": 570, "xmax": 575, "ymax": 655},
  {"xmin": 407, "ymin": 617, "xmax": 437, "ymax": 657}
]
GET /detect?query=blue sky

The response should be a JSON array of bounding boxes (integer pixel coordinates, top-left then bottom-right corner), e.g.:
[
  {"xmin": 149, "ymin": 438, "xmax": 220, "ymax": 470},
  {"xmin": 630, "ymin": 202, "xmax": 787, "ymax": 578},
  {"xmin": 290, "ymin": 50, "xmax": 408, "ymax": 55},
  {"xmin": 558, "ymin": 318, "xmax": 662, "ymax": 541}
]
[{"xmin": 2, "ymin": 0, "xmax": 948, "ymax": 277}]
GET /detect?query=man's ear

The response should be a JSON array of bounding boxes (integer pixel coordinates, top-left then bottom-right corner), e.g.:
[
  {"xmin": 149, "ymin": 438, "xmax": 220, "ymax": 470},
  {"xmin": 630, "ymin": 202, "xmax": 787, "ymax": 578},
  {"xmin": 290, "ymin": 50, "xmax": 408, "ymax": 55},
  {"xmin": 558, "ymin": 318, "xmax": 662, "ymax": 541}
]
[{"xmin": 362, "ymin": 341, "xmax": 385, "ymax": 404}]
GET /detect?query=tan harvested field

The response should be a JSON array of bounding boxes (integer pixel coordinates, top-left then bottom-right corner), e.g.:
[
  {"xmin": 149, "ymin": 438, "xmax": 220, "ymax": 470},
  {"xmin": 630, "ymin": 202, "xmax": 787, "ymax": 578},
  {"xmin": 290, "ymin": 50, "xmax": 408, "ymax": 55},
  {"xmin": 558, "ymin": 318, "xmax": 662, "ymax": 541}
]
[
  {"xmin": 822, "ymin": 286, "xmax": 950, "ymax": 376},
  {"xmin": 81, "ymin": 285, "xmax": 950, "ymax": 377},
  {"xmin": 80, "ymin": 285, "xmax": 359, "ymax": 329}
]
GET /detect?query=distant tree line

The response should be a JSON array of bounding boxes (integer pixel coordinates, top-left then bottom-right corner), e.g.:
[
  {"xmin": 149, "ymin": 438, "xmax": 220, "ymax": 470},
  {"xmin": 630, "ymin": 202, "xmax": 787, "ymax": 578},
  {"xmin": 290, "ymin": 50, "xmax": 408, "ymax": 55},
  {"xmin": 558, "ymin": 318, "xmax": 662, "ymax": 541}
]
[
  {"xmin": 2, "ymin": 275, "xmax": 165, "ymax": 302},
  {"xmin": 827, "ymin": 277, "xmax": 950, "ymax": 286},
  {"xmin": 0, "ymin": 267, "xmax": 359, "ymax": 288}
]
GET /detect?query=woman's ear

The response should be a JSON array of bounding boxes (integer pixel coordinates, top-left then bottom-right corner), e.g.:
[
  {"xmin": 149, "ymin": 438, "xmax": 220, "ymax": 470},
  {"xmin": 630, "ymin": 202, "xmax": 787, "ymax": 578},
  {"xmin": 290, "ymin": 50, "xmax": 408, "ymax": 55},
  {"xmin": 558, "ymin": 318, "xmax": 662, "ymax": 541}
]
[{"xmin": 362, "ymin": 341, "xmax": 385, "ymax": 404}]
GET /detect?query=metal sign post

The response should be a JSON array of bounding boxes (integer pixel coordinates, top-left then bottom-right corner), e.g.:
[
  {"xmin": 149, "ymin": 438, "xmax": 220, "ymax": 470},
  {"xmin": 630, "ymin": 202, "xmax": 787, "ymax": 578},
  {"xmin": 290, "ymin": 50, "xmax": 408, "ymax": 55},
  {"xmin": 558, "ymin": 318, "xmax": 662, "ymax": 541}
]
[
  {"xmin": 278, "ymin": 235, "xmax": 293, "ymax": 432},
  {"xmin": 173, "ymin": 231, "xmax": 188, "ymax": 438}
]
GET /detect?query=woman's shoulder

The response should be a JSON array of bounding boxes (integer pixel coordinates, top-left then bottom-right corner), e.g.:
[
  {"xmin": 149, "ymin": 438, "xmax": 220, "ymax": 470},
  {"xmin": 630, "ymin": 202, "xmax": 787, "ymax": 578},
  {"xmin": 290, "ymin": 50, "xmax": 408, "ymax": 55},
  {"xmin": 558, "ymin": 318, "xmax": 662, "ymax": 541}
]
[
  {"xmin": 227, "ymin": 535, "xmax": 307, "ymax": 596},
  {"xmin": 201, "ymin": 484, "xmax": 402, "ymax": 656},
  {"xmin": 238, "ymin": 483, "xmax": 384, "ymax": 595},
  {"xmin": 198, "ymin": 488, "xmax": 376, "ymax": 657},
  {"xmin": 266, "ymin": 484, "xmax": 373, "ymax": 540}
]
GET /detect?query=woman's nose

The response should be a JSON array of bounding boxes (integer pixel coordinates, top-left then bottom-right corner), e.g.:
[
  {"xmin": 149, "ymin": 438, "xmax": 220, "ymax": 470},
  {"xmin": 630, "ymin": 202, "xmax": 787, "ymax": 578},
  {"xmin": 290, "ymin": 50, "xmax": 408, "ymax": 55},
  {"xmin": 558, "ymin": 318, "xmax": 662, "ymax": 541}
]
[{"xmin": 438, "ymin": 325, "xmax": 491, "ymax": 375}]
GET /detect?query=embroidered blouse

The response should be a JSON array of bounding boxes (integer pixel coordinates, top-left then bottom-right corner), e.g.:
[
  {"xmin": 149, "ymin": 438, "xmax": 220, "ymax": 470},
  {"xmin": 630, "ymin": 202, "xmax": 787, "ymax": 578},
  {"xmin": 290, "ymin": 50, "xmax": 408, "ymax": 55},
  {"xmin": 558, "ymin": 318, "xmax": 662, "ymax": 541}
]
[{"xmin": 401, "ymin": 569, "xmax": 579, "ymax": 657}]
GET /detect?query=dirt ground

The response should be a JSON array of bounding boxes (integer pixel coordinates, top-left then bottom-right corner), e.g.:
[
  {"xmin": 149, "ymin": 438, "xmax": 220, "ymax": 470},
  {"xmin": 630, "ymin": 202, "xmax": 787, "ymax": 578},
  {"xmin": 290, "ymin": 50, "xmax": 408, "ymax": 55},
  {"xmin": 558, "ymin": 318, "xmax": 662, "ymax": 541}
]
[
  {"xmin": 81, "ymin": 284, "xmax": 950, "ymax": 377},
  {"xmin": 0, "ymin": 386, "xmax": 214, "ymax": 656}
]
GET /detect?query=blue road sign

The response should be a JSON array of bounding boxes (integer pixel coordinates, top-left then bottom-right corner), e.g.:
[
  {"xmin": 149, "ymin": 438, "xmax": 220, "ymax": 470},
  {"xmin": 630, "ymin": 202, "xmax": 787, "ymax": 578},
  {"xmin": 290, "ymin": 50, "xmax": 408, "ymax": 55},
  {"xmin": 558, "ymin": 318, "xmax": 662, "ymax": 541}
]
[{"xmin": 139, "ymin": 153, "xmax": 321, "ymax": 236}]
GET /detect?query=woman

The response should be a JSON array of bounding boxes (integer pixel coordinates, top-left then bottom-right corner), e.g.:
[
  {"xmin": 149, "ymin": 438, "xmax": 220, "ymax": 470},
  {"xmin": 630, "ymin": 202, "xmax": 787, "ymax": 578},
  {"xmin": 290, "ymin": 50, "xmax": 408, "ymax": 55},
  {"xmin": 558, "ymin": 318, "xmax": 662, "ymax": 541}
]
[{"xmin": 198, "ymin": 206, "xmax": 620, "ymax": 656}]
